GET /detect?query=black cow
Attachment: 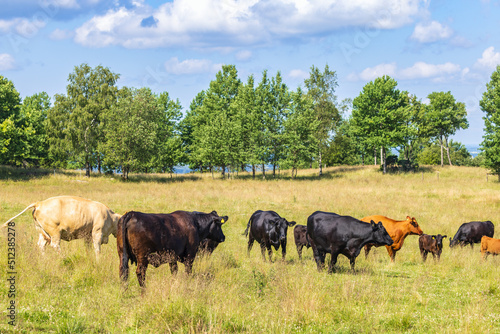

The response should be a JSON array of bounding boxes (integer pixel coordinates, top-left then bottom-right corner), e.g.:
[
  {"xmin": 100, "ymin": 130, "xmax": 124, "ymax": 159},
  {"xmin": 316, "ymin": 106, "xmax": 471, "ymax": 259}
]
[
  {"xmin": 293, "ymin": 225, "xmax": 310, "ymax": 260},
  {"xmin": 117, "ymin": 210, "xmax": 227, "ymax": 287},
  {"xmin": 449, "ymin": 221, "xmax": 494, "ymax": 248},
  {"xmin": 419, "ymin": 234, "xmax": 447, "ymax": 262},
  {"xmin": 243, "ymin": 210, "xmax": 296, "ymax": 262},
  {"xmin": 307, "ymin": 211, "xmax": 393, "ymax": 273},
  {"xmin": 198, "ymin": 239, "xmax": 219, "ymax": 255}
]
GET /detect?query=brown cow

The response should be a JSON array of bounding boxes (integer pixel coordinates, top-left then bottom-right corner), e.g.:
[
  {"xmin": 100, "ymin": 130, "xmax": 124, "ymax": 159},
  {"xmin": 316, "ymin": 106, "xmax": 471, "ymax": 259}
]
[
  {"xmin": 362, "ymin": 215, "xmax": 423, "ymax": 262},
  {"xmin": 481, "ymin": 236, "xmax": 500, "ymax": 260},
  {"xmin": 293, "ymin": 224, "xmax": 310, "ymax": 260},
  {"xmin": 2, "ymin": 196, "xmax": 121, "ymax": 257},
  {"xmin": 117, "ymin": 210, "xmax": 227, "ymax": 287},
  {"xmin": 419, "ymin": 234, "xmax": 447, "ymax": 262}
]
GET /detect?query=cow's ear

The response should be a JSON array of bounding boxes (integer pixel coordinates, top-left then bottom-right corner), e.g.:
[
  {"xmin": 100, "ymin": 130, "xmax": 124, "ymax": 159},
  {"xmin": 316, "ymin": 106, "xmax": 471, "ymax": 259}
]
[
  {"xmin": 432, "ymin": 236, "xmax": 435, "ymax": 239},
  {"xmin": 407, "ymin": 216, "xmax": 411, "ymax": 220},
  {"xmin": 221, "ymin": 216, "xmax": 228, "ymax": 224},
  {"xmin": 443, "ymin": 235, "xmax": 447, "ymax": 239},
  {"xmin": 288, "ymin": 221, "xmax": 296, "ymax": 227}
]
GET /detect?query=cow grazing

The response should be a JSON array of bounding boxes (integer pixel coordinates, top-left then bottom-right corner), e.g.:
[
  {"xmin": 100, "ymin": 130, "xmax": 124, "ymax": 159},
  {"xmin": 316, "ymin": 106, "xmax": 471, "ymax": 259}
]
[
  {"xmin": 2, "ymin": 196, "xmax": 121, "ymax": 257},
  {"xmin": 419, "ymin": 234, "xmax": 447, "ymax": 262},
  {"xmin": 450, "ymin": 221, "xmax": 494, "ymax": 249},
  {"xmin": 362, "ymin": 215, "xmax": 423, "ymax": 262},
  {"xmin": 243, "ymin": 210, "xmax": 296, "ymax": 262},
  {"xmin": 293, "ymin": 225, "xmax": 310, "ymax": 260},
  {"xmin": 480, "ymin": 236, "xmax": 500, "ymax": 260},
  {"xmin": 117, "ymin": 210, "xmax": 227, "ymax": 287},
  {"xmin": 307, "ymin": 211, "xmax": 393, "ymax": 273}
]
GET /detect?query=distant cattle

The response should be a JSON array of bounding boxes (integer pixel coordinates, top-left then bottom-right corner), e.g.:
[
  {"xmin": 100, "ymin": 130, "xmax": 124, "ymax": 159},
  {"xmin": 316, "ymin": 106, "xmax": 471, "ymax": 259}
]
[
  {"xmin": 117, "ymin": 210, "xmax": 227, "ymax": 287},
  {"xmin": 293, "ymin": 224, "xmax": 310, "ymax": 260},
  {"xmin": 307, "ymin": 211, "xmax": 393, "ymax": 272},
  {"xmin": 2, "ymin": 196, "xmax": 121, "ymax": 257},
  {"xmin": 419, "ymin": 234, "xmax": 447, "ymax": 262},
  {"xmin": 450, "ymin": 221, "xmax": 494, "ymax": 248},
  {"xmin": 362, "ymin": 215, "xmax": 423, "ymax": 262},
  {"xmin": 243, "ymin": 210, "xmax": 296, "ymax": 262},
  {"xmin": 480, "ymin": 236, "xmax": 500, "ymax": 260}
]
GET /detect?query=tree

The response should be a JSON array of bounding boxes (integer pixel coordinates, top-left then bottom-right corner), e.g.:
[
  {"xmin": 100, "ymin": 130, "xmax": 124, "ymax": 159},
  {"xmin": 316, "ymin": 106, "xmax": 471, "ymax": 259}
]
[
  {"xmin": 304, "ymin": 65, "xmax": 341, "ymax": 177},
  {"xmin": 266, "ymin": 71, "xmax": 291, "ymax": 177},
  {"xmin": 47, "ymin": 64, "xmax": 119, "ymax": 176},
  {"xmin": 151, "ymin": 92, "xmax": 183, "ymax": 174},
  {"xmin": 19, "ymin": 92, "xmax": 51, "ymax": 166},
  {"xmin": 481, "ymin": 66, "xmax": 500, "ymax": 180},
  {"xmin": 0, "ymin": 76, "xmax": 22, "ymax": 165},
  {"xmin": 191, "ymin": 65, "xmax": 242, "ymax": 178},
  {"xmin": 101, "ymin": 87, "xmax": 161, "ymax": 179},
  {"xmin": 351, "ymin": 76, "xmax": 409, "ymax": 174},
  {"xmin": 282, "ymin": 87, "xmax": 318, "ymax": 177},
  {"xmin": 424, "ymin": 91, "xmax": 468, "ymax": 167}
]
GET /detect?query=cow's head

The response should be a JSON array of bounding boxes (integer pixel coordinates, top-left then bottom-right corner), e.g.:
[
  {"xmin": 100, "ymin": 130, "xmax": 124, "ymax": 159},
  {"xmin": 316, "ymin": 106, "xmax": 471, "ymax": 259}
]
[
  {"xmin": 206, "ymin": 211, "xmax": 227, "ymax": 243},
  {"xmin": 434, "ymin": 234, "xmax": 447, "ymax": 250},
  {"xmin": 371, "ymin": 220, "xmax": 394, "ymax": 246},
  {"xmin": 406, "ymin": 216, "xmax": 423, "ymax": 235},
  {"xmin": 269, "ymin": 217, "xmax": 296, "ymax": 245},
  {"xmin": 449, "ymin": 237, "xmax": 460, "ymax": 248}
]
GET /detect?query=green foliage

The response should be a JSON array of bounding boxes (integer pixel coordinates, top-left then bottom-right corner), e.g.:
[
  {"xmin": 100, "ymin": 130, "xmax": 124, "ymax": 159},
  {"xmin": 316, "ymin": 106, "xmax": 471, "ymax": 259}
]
[
  {"xmin": 304, "ymin": 64, "xmax": 340, "ymax": 175},
  {"xmin": 417, "ymin": 140, "xmax": 473, "ymax": 166},
  {"xmin": 47, "ymin": 63, "xmax": 119, "ymax": 175},
  {"xmin": 101, "ymin": 87, "xmax": 162, "ymax": 179},
  {"xmin": 481, "ymin": 66, "xmax": 500, "ymax": 177}
]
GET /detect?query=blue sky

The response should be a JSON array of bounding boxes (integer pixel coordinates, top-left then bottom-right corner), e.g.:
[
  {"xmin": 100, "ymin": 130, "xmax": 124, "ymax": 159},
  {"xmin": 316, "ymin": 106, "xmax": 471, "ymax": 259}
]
[{"xmin": 1, "ymin": 0, "xmax": 500, "ymax": 146}]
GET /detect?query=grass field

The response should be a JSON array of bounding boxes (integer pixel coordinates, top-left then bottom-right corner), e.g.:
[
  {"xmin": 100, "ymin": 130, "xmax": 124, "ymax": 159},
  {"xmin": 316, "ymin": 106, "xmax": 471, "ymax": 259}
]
[{"xmin": 1, "ymin": 165, "xmax": 500, "ymax": 333}]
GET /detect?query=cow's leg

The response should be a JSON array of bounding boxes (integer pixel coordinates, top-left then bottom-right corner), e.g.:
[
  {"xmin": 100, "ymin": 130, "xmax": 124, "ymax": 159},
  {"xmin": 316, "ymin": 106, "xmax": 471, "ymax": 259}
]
[
  {"xmin": 364, "ymin": 244, "xmax": 372, "ymax": 259},
  {"xmin": 422, "ymin": 250, "xmax": 428, "ymax": 262},
  {"xmin": 184, "ymin": 258, "xmax": 194, "ymax": 275},
  {"xmin": 386, "ymin": 246, "xmax": 396, "ymax": 262},
  {"xmin": 266, "ymin": 244, "xmax": 274, "ymax": 263},
  {"xmin": 169, "ymin": 262, "xmax": 178, "ymax": 275},
  {"xmin": 37, "ymin": 233, "xmax": 49, "ymax": 254},
  {"xmin": 431, "ymin": 252, "xmax": 436, "ymax": 260},
  {"xmin": 91, "ymin": 230, "xmax": 103, "ymax": 258},
  {"xmin": 296, "ymin": 244, "xmax": 303, "ymax": 261},
  {"xmin": 49, "ymin": 233, "xmax": 62, "ymax": 253},
  {"xmin": 136, "ymin": 258, "xmax": 148, "ymax": 288},
  {"xmin": 259, "ymin": 243, "xmax": 267, "ymax": 262},
  {"xmin": 247, "ymin": 235, "xmax": 255, "ymax": 257},
  {"xmin": 281, "ymin": 240, "xmax": 287, "ymax": 261},
  {"xmin": 349, "ymin": 256, "xmax": 356, "ymax": 272},
  {"xmin": 328, "ymin": 252, "xmax": 339, "ymax": 274}
]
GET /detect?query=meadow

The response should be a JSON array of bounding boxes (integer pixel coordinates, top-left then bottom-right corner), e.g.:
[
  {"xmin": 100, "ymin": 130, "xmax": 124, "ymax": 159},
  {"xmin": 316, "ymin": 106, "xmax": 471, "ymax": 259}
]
[{"xmin": 1, "ymin": 165, "xmax": 500, "ymax": 333}]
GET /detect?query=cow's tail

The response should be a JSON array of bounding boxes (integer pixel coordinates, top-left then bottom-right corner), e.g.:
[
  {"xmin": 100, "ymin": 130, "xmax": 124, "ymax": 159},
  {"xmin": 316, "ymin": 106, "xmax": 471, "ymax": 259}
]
[
  {"xmin": 118, "ymin": 212, "xmax": 133, "ymax": 283},
  {"xmin": 2, "ymin": 203, "xmax": 37, "ymax": 228},
  {"xmin": 242, "ymin": 215, "xmax": 253, "ymax": 237}
]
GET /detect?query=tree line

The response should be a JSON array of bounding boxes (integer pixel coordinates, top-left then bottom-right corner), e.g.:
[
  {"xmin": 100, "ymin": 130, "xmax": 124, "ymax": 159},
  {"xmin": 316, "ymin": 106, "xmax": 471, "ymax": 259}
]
[{"xmin": 2, "ymin": 63, "xmax": 499, "ymax": 179}]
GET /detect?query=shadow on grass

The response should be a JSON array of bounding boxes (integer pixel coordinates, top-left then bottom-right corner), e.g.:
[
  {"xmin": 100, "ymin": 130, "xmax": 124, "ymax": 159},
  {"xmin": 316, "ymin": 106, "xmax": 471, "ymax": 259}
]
[{"xmin": 0, "ymin": 165, "xmax": 69, "ymax": 181}]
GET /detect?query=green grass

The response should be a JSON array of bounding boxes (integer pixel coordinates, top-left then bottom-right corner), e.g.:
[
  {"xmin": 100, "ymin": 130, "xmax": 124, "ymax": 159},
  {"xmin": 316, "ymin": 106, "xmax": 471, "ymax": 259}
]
[{"xmin": 1, "ymin": 165, "xmax": 500, "ymax": 333}]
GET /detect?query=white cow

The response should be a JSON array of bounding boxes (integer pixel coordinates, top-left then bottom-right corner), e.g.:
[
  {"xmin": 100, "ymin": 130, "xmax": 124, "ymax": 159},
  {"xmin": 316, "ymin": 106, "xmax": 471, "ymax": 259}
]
[{"xmin": 2, "ymin": 196, "xmax": 122, "ymax": 257}]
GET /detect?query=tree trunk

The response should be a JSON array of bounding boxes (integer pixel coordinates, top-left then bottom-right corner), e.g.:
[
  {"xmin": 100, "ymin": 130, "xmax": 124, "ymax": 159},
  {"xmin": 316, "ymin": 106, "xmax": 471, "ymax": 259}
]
[
  {"xmin": 85, "ymin": 160, "xmax": 90, "ymax": 177},
  {"xmin": 273, "ymin": 164, "xmax": 276, "ymax": 178},
  {"xmin": 319, "ymin": 148, "xmax": 323, "ymax": 177},
  {"xmin": 361, "ymin": 153, "xmax": 365, "ymax": 166},
  {"xmin": 440, "ymin": 136, "xmax": 444, "ymax": 167},
  {"xmin": 221, "ymin": 164, "xmax": 225, "ymax": 178},
  {"xmin": 382, "ymin": 147, "xmax": 387, "ymax": 174},
  {"xmin": 252, "ymin": 164, "xmax": 255, "ymax": 179},
  {"xmin": 445, "ymin": 136, "xmax": 453, "ymax": 166},
  {"xmin": 262, "ymin": 163, "xmax": 266, "ymax": 179},
  {"xmin": 374, "ymin": 148, "xmax": 377, "ymax": 166}
]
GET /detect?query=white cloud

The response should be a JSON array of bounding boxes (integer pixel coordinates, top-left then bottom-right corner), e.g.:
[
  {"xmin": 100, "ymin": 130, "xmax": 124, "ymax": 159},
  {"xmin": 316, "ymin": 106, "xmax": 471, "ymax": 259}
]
[
  {"xmin": 288, "ymin": 69, "xmax": 309, "ymax": 80},
  {"xmin": 74, "ymin": 0, "xmax": 429, "ymax": 48},
  {"xmin": 350, "ymin": 61, "xmax": 462, "ymax": 82},
  {"xmin": 235, "ymin": 50, "xmax": 252, "ymax": 61},
  {"xmin": 410, "ymin": 20, "xmax": 453, "ymax": 43},
  {"xmin": 473, "ymin": 46, "xmax": 500, "ymax": 71},
  {"xmin": 399, "ymin": 61, "xmax": 461, "ymax": 79},
  {"xmin": 0, "ymin": 54, "xmax": 16, "ymax": 71},
  {"xmin": 164, "ymin": 57, "xmax": 222, "ymax": 75},
  {"xmin": 358, "ymin": 63, "xmax": 397, "ymax": 81},
  {"xmin": 0, "ymin": 17, "xmax": 47, "ymax": 38},
  {"xmin": 49, "ymin": 28, "xmax": 74, "ymax": 40}
]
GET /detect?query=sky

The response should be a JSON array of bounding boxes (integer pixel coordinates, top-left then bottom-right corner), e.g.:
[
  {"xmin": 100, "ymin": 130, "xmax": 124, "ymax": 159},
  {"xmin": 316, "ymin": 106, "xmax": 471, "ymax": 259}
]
[{"xmin": 1, "ymin": 0, "xmax": 500, "ymax": 147}]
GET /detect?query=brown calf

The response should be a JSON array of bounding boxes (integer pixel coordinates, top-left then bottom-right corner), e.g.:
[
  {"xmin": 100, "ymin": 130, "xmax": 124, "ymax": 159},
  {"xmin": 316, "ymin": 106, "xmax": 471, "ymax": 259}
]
[{"xmin": 481, "ymin": 236, "xmax": 500, "ymax": 261}]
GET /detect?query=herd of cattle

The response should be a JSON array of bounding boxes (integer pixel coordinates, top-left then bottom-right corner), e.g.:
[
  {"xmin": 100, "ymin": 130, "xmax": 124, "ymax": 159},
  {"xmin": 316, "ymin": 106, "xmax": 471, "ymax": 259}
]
[{"xmin": 2, "ymin": 195, "xmax": 499, "ymax": 287}]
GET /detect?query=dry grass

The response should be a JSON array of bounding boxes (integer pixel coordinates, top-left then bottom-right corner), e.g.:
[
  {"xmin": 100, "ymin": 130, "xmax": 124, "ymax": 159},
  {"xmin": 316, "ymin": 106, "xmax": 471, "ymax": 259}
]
[{"xmin": 1, "ymin": 165, "xmax": 500, "ymax": 333}]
